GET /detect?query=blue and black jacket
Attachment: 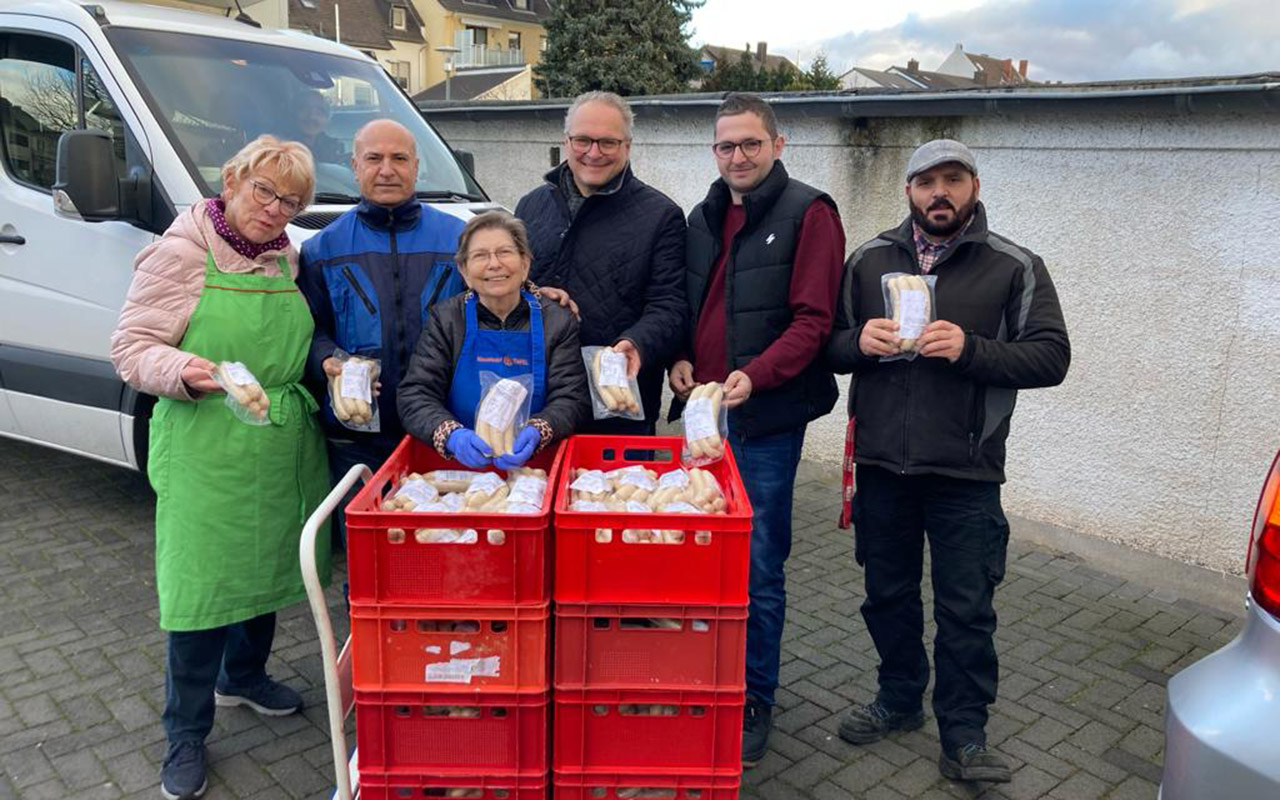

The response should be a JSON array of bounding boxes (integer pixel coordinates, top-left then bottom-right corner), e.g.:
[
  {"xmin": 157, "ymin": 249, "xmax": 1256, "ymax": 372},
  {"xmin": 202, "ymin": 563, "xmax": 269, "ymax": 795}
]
[{"xmin": 298, "ymin": 198, "xmax": 467, "ymax": 445}]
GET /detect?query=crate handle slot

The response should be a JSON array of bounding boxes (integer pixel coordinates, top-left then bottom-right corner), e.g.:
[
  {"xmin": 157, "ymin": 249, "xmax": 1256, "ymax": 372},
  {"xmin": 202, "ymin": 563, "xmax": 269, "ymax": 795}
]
[
  {"xmin": 618, "ymin": 704, "xmax": 679, "ymax": 716},
  {"xmin": 424, "ymin": 791, "xmax": 482, "ymax": 798},
  {"xmin": 389, "ymin": 619, "xmax": 407, "ymax": 632},
  {"xmin": 414, "ymin": 619, "xmax": 480, "ymax": 633},
  {"xmin": 689, "ymin": 706, "xmax": 707, "ymax": 716},
  {"xmin": 393, "ymin": 705, "xmax": 411, "ymax": 717},
  {"xmin": 592, "ymin": 617, "xmax": 612, "ymax": 630},
  {"xmin": 421, "ymin": 705, "xmax": 480, "ymax": 718},
  {"xmin": 619, "ymin": 617, "xmax": 683, "ymax": 631},
  {"xmin": 491, "ymin": 620, "xmax": 508, "ymax": 633},
  {"xmin": 387, "ymin": 528, "xmax": 406, "ymax": 544}
]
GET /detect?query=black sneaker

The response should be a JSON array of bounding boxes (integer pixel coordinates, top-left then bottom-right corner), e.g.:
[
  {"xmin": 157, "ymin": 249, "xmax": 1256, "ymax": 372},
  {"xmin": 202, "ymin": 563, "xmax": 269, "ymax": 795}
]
[
  {"xmin": 214, "ymin": 677, "xmax": 302, "ymax": 717},
  {"xmin": 160, "ymin": 741, "xmax": 207, "ymax": 800},
  {"xmin": 939, "ymin": 742, "xmax": 1012, "ymax": 783},
  {"xmin": 741, "ymin": 699, "xmax": 773, "ymax": 768},
  {"xmin": 837, "ymin": 700, "xmax": 925, "ymax": 744}
]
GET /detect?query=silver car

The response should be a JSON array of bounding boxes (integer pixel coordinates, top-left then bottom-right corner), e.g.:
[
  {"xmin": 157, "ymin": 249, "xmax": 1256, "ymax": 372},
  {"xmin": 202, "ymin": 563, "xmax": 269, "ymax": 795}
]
[{"xmin": 1161, "ymin": 449, "xmax": 1280, "ymax": 799}]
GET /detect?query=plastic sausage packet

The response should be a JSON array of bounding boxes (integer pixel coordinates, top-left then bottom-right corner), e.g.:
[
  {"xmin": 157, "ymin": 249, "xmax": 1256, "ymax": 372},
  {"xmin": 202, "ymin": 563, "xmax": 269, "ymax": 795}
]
[
  {"xmin": 329, "ymin": 349, "xmax": 381, "ymax": 432},
  {"xmin": 582, "ymin": 346, "xmax": 644, "ymax": 421},
  {"xmin": 214, "ymin": 361, "xmax": 270, "ymax": 426},
  {"xmin": 475, "ymin": 373, "xmax": 532, "ymax": 457},
  {"xmin": 880, "ymin": 272, "xmax": 938, "ymax": 363},
  {"xmin": 682, "ymin": 382, "xmax": 727, "ymax": 466}
]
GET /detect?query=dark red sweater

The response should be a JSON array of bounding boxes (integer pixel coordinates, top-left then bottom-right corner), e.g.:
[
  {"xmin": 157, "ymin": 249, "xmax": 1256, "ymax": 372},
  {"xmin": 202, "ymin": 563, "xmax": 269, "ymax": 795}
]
[{"xmin": 691, "ymin": 200, "xmax": 845, "ymax": 391}]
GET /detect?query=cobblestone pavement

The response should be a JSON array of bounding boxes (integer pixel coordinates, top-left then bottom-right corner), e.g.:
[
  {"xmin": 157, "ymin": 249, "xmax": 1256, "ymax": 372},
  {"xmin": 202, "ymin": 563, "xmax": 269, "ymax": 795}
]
[{"xmin": 0, "ymin": 439, "xmax": 1244, "ymax": 799}]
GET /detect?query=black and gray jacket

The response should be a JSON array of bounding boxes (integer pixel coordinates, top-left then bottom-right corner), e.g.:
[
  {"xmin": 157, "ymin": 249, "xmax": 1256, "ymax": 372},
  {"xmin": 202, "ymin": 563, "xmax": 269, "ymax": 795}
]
[
  {"xmin": 397, "ymin": 291, "xmax": 589, "ymax": 451},
  {"xmin": 825, "ymin": 203, "xmax": 1070, "ymax": 483}
]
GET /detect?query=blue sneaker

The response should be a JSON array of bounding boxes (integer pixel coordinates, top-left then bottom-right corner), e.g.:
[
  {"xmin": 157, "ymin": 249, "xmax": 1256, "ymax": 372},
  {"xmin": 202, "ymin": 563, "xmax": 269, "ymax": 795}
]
[
  {"xmin": 160, "ymin": 741, "xmax": 207, "ymax": 800},
  {"xmin": 214, "ymin": 677, "xmax": 302, "ymax": 717}
]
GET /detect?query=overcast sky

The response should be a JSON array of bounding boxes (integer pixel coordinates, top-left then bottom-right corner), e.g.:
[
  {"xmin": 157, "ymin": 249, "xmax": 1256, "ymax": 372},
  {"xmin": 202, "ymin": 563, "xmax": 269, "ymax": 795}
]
[{"xmin": 688, "ymin": 0, "xmax": 1280, "ymax": 83}]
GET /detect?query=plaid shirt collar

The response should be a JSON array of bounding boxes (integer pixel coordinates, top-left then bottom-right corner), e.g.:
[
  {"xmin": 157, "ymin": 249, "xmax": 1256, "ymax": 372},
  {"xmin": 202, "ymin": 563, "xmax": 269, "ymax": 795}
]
[{"xmin": 912, "ymin": 215, "xmax": 973, "ymax": 274}]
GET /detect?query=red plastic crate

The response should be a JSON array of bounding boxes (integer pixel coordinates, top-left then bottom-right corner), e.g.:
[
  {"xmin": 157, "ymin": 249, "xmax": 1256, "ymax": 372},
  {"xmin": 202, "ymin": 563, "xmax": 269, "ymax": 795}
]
[
  {"xmin": 358, "ymin": 770, "xmax": 548, "ymax": 800},
  {"xmin": 552, "ymin": 436, "xmax": 753, "ymax": 605},
  {"xmin": 553, "ymin": 688, "xmax": 744, "ymax": 773},
  {"xmin": 553, "ymin": 770, "xmax": 740, "ymax": 799},
  {"xmin": 554, "ymin": 603, "xmax": 747, "ymax": 691},
  {"xmin": 355, "ymin": 689, "xmax": 548, "ymax": 774},
  {"xmin": 351, "ymin": 602, "xmax": 549, "ymax": 692},
  {"xmin": 345, "ymin": 436, "xmax": 563, "ymax": 606}
]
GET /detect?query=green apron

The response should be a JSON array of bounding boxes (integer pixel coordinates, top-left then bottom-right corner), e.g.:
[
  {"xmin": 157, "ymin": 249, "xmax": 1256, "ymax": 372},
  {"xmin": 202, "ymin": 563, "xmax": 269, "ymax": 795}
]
[{"xmin": 149, "ymin": 251, "xmax": 331, "ymax": 632}]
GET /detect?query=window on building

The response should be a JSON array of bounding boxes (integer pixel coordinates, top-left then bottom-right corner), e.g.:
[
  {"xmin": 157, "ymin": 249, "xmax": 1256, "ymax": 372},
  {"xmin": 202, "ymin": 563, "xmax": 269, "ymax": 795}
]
[
  {"xmin": 466, "ymin": 26, "xmax": 488, "ymax": 47},
  {"xmin": 513, "ymin": 0, "xmax": 529, "ymax": 9},
  {"xmin": 540, "ymin": 36, "xmax": 548, "ymax": 52},
  {"xmin": 507, "ymin": 32, "xmax": 521, "ymax": 51},
  {"xmin": 391, "ymin": 6, "xmax": 407, "ymax": 30},
  {"xmin": 387, "ymin": 60, "xmax": 411, "ymax": 90}
]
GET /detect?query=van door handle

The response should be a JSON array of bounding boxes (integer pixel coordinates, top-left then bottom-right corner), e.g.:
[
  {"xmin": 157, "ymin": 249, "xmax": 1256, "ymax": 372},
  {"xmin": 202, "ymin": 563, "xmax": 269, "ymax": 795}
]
[{"xmin": 0, "ymin": 234, "xmax": 25, "ymax": 245}]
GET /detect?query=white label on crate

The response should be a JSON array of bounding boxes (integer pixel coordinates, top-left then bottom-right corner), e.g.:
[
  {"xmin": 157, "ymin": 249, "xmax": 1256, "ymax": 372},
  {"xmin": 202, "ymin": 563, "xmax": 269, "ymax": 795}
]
[
  {"xmin": 340, "ymin": 360, "xmax": 372, "ymax": 402},
  {"xmin": 425, "ymin": 656, "xmax": 501, "ymax": 684},
  {"xmin": 223, "ymin": 361, "xmax": 256, "ymax": 386},
  {"xmin": 466, "ymin": 471, "xmax": 506, "ymax": 496},
  {"xmin": 571, "ymin": 500, "xmax": 609, "ymax": 512},
  {"xmin": 570, "ymin": 470, "xmax": 607, "ymax": 494},
  {"xmin": 505, "ymin": 502, "xmax": 540, "ymax": 515},
  {"xmin": 623, "ymin": 500, "xmax": 649, "ymax": 513},
  {"xmin": 478, "ymin": 379, "xmax": 528, "ymax": 429},
  {"xmin": 441, "ymin": 493, "xmax": 467, "ymax": 512},
  {"xmin": 620, "ymin": 471, "xmax": 657, "ymax": 491},
  {"xmin": 598, "ymin": 349, "xmax": 629, "ymax": 388},
  {"xmin": 605, "ymin": 465, "xmax": 645, "ymax": 480},
  {"xmin": 684, "ymin": 396, "xmax": 717, "ymax": 441},
  {"xmin": 659, "ymin": 469, "xmax": 690, "ymax": 489},
  {"xmin": 425, "ymin": 645, "xmax": 442, "ymax": 654},
  {"xmin": 450, "ymin": 641, "xmax": 472, "ymax": 656}
]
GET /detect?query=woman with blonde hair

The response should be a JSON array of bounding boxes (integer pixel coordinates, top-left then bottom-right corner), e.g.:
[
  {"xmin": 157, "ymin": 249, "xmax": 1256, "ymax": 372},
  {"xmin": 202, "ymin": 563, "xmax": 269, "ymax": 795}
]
[{"xmin": 110, "ymin": 135, "xmax": 328, "ymax": 800}]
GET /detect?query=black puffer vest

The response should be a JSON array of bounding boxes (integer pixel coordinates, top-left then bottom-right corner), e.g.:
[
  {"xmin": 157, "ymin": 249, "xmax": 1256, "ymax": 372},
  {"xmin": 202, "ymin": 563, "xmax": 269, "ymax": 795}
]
[{"xmin": 682, "ymin": 162, "xmax": 839, "ymax": 437}]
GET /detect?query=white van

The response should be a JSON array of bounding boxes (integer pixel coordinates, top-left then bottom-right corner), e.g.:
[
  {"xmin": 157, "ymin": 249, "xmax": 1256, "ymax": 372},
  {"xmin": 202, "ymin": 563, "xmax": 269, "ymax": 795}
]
[{"xmin": 0, "ymin": 0, "xmax": 491, "ymax": 469}]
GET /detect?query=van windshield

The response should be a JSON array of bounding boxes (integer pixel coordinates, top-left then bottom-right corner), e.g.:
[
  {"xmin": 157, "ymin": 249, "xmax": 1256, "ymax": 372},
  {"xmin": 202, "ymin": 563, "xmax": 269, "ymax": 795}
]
[{"xmin": 105, "ymin": 27, "xmax": 484, "ymax": 203}]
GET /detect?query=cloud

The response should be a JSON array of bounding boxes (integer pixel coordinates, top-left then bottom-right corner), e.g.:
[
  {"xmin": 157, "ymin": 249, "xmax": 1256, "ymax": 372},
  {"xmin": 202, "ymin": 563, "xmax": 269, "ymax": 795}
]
[{"xmin": 811, "ymin": 0, "xmax": 1280, "ymax": 82}]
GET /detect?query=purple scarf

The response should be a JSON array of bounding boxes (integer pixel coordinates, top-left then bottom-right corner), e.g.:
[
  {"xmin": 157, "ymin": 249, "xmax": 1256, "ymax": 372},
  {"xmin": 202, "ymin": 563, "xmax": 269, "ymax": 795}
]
[{"xmin": 208, "ymin": 198, "xmax": 290, "ymax": 260}]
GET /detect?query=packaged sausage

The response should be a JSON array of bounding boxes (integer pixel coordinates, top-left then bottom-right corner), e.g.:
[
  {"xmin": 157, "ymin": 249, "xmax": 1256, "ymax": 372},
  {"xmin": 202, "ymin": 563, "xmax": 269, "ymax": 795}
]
[
  {"xmin": 582, "ymin": 345, "xmax": 644, "ymax": 421},
  {"xmin": 682, "ymin": 382, "xmax": 728, "ymax": 465},
  {"xmin": 214, "ymin": 361, "xmax": 270, "ymax": 426},
  {"xmin": 475, "ymin": 373, "xmax": 532, "ymax": 457},
  {"xmin": 880, "ymin": 272, "xmax": 938, "ymax": 362},
  {"xmin": 329, "ymin": 350, "xmax": 381, "ymax": 432}
]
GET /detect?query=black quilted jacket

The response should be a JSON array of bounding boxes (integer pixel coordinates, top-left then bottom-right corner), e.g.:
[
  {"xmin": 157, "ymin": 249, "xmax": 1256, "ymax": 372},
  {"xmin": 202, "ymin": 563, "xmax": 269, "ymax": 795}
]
[{"xmin": 515, "ymin": 163, "xmax": 687, "ymax": 429}]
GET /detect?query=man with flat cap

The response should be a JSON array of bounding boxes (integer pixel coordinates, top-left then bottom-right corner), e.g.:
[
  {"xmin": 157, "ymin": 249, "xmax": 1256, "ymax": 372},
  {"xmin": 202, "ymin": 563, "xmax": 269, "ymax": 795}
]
[{"xmin": 825, "ymin": 139, "xmax": 1070, "ymax": 783}]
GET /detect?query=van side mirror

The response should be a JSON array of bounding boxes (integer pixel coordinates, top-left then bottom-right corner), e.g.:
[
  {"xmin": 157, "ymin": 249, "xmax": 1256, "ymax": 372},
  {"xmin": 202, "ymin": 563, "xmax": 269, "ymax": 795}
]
[
  {"xmin": 53, "ymin": 130, "xmax": 119, "ymax": 221},
  {"xmin": 453, "ymin": 148, "xmax": 475, "ymax": 176}
]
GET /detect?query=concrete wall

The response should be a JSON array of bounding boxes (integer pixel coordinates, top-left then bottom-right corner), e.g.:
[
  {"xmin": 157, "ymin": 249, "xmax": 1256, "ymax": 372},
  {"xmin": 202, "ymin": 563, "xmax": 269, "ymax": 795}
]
[{"xmin": 427, "ymin": 102, "xmax": 1280, "ymax": 575}]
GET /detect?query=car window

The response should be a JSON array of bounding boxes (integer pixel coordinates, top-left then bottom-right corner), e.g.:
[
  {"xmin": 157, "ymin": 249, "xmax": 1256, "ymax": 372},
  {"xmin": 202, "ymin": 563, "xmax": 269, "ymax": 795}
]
[
  {"xmin": 106, "ymin": 27, "xmax": 484, "ymax": 201},
  {"xmin": 0, "ymin": 33, "xmax": 77, "ymax": 189},
  {"xmin": 81, "ymin": 54, "xmax": 127, "ymax": 180}
]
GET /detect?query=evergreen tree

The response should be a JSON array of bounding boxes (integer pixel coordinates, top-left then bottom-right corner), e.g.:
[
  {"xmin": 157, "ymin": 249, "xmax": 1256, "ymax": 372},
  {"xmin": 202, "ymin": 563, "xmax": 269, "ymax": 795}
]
[
  {"xmin": 794, "ymin": 52, "xmax": 842, "ymax": 91},
  {"xmin": 534, "ymin": 0, "xmax": 704, "ymax": 97},
  {"xmin": 701, "ymin": 47, "xmax": 763, "ymax": 92}
]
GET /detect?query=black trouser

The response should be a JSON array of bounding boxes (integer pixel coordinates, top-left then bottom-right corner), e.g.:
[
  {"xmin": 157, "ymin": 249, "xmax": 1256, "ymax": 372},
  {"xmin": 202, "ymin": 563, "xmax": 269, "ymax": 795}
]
[
  {"xmin": 850, "ymin": 465, "xmax": 1010, "ymax": 754},
  {"xmin": 163, "ymin": 612, "xmax": 276, "ymax": 745}
]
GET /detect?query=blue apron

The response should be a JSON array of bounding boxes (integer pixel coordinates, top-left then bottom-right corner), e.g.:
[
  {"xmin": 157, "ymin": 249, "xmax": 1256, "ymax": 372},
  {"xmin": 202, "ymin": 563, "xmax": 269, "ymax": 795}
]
[{"xmin": 448, "ymin": 290, "xmax": 547, "ymax": 429}]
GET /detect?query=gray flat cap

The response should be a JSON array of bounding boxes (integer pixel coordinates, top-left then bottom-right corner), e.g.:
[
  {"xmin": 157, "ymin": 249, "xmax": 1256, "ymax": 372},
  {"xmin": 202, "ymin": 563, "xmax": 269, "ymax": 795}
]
[{"xmin": 906, "ymin": 139, "xmax": 977, "ymax": 181}]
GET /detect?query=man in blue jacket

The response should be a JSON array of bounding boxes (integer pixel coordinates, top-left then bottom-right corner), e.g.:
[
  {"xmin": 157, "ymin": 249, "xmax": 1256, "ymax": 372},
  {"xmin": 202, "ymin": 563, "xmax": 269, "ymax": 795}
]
[
  {"xmin": 299, "ymin": 119, "xmax": 467, "ymax": 542},
  {"xmin": 515, "ymin": 92, "xmax": 686, "ymax": 434}
]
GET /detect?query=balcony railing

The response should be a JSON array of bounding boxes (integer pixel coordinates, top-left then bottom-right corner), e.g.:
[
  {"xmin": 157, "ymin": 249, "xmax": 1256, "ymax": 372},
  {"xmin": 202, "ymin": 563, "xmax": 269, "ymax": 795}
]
[{"xmin": 453, "ymin": 32, "xmax": 526, "ymax": 69}]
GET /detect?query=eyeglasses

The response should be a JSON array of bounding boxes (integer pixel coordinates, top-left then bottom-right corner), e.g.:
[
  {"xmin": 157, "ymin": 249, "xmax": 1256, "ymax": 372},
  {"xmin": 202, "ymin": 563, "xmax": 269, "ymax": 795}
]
[
  {"xmin": 466, "ymin": 246, "xmax": 521, "ymax": 266},
  {"xmin": 567, "ymin": 136, "xmax": 629, "ymax": 156},
  {"xmin": 250, "ymin": 180, "xmax": 303, "ymax": 217},
  {"xmin": 712, "ymin": 139, "xmax": 765, "ymax": 160}
]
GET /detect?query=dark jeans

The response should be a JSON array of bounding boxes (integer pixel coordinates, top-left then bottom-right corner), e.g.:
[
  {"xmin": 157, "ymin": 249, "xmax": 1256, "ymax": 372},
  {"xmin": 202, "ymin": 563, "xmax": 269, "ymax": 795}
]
[
  {"xmin": 728, "ymin": 425, "xmax": 807, "ymax": 708},
  {"xmin": 163, "ymin": 612, "xmax": 275, "ymax": 744},
  {"xmin": 328, "ymin": 436, "xmax": 398, "ymax": 551},
  {"xmin": 851, "ymin": 464, "xmax": 1011, "ymax": 753}
]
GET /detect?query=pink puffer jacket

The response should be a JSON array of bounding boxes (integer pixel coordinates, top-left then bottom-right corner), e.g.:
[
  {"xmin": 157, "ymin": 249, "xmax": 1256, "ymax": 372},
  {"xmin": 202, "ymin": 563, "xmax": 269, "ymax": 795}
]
[{"xmin": 109, "ymin": 199, "xmax": 299, "ymax": 400}]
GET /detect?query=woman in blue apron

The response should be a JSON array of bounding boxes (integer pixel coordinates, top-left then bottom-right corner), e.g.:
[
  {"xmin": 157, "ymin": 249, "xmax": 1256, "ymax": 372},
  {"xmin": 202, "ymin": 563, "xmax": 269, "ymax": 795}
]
[{"xmin": 398, "ymin": 211, "xmax": 589, "ymax": 466}]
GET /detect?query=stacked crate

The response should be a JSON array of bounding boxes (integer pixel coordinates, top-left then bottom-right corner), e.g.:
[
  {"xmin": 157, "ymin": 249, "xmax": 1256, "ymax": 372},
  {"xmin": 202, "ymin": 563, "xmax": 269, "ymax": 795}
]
[
  {"xmin": 551, "ymin": 435, "xmax": 755, "ymax": 800},
  {"xmin": 344, "ymin": 435, "xmax": 563, "ymax": 800}
]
